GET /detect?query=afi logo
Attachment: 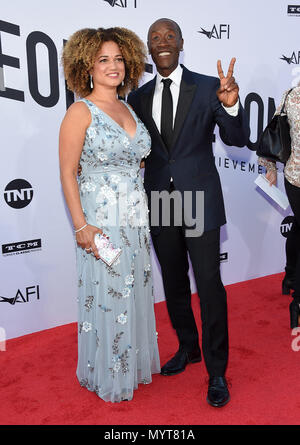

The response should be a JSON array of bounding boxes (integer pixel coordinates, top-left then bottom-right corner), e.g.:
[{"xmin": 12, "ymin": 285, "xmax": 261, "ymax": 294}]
[
  {"xmin": 280, "ymin": 51, "xmax": 300, "ymax": 64},
  {"xmin": 103, "ymin": 0, "xmax": 137, "ymax": 7},
  {"xmin": 0, "ymin": 285, "xmax": 40, "ymax": 305},
  {"xmin": 280, "ymin": 216, "xmax": 294, "ymax": 237},
  {"xmin": 4, "ymin": 179, "xmax": 33, "ymax": 209},
  {"xmin": 198, "ymin": 24, "xmax": 230, "ymax": 39}
]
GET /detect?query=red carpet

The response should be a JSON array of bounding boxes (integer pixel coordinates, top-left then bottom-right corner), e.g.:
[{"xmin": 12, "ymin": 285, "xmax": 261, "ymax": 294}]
[{"xmin": 1, "ymin": 272, "xmax": 300, "ymax": 425}]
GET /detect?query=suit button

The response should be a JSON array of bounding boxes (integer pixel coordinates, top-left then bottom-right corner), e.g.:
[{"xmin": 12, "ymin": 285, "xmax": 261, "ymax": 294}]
[{"xmin": 169, "ymin": 159, "xmax": 175, "ymax": 164}]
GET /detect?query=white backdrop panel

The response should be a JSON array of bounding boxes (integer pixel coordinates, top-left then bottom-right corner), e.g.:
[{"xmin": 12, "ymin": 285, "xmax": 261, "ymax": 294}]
[{"xmin": 0, "ymin": 0, "xmax": 298, "ymax": 339}]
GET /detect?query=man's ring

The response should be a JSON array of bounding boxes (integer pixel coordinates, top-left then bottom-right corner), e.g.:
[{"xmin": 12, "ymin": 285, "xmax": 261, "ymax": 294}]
[{"xmin": 85, "ymin": 247, "xmax": 92, "ymax": 252}]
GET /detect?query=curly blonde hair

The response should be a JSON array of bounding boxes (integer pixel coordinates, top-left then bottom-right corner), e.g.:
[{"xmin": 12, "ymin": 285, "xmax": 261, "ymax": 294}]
[{"xmin": 62, "ymin": 27, "xmax": 147, "ymax": 97}]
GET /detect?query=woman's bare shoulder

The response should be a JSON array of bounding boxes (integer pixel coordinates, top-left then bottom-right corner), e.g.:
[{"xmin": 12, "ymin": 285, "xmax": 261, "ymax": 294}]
[
  {"xmin": 66, "ymin": 100, "xmax": 90, "ymax": 115},
  {"xmin": 62, "ymin": 100, "xmax": 91, "ymax": 127}
]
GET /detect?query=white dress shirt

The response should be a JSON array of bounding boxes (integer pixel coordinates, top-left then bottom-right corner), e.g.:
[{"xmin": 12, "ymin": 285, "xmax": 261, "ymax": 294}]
[
  {"xmin": 152, "ymin": 64, "xmax": 239, "ymax": 133},
  {"xmin": 152, "ymin": 65, "xmax": 239, "ymax": 182},
  {"xmin": 152, "ymin": 64, "xmax": 183, "ymax": 132}
]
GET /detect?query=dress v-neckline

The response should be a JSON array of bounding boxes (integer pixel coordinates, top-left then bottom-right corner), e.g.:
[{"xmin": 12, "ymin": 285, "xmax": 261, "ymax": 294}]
[{"xmin": 85, "ymin": 99, "xmax": 138, "ymax": 141}]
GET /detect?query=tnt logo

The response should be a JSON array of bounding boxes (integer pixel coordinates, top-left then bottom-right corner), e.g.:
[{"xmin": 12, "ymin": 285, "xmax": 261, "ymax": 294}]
[
  {"xmin": 4, "ymin": 179, "xmax": 33, "ymax": 209},
  {"xmin": 280, "ymin": 216, "xmax": 295, "ymax": 238}
]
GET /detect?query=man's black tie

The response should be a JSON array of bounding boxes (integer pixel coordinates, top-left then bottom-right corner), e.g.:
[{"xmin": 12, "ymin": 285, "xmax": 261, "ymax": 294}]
[{"xmin": 161, "ymin": 78, "xmax": 173, "ymax": 151}]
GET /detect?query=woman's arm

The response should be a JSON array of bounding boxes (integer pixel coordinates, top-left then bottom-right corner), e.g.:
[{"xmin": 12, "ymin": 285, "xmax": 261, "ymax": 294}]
[
  {"xmin": 59, "ymin": 102, "xmax": 89, "ymax": 229},
  {"xmin": 59, "ymin": 102, "xmax": 102, "ymax": 257}
]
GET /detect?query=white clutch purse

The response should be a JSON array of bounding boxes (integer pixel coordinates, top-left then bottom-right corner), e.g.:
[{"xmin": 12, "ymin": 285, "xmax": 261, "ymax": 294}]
[{"xmin": 94, "ymin": 233, "xmax": 122, "ymax": 267}]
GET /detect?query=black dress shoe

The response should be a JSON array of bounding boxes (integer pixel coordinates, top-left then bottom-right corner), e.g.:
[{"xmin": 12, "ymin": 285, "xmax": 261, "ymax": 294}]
[
  {"xmin": 207, "ymin": 376, "xmax": 230, "ymax": 407},
  {"xmin": 290, "ymin": 299, "xmax": 300, "ymax": 329},
  {"xmin": 160, "ymin": 348, "xmax": 202, "ymax": 376},
  {"xmin": 282, "ymin": 275, "xmax": 295, "ymax": 295}
]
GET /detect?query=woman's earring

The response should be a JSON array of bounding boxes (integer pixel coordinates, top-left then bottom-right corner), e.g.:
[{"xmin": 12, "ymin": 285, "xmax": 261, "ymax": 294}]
[
  {"xmin": 90, "ymin": 75, "xmax": 94, "ymax": 89},
  {"xmin": 121, "ymin": 80, "xmax": 124, "ymax": 87}
]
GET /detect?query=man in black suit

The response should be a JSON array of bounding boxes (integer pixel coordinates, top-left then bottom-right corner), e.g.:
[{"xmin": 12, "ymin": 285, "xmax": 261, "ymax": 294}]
[{"xmin": 128, "ymin": 18, "xmax": 250, "ymax": 407}]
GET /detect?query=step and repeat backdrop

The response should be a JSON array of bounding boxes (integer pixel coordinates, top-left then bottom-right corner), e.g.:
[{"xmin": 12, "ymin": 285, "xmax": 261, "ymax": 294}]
[{"xmin": 0, "ymin": 0, "xmax": 299, "ymax": 339}]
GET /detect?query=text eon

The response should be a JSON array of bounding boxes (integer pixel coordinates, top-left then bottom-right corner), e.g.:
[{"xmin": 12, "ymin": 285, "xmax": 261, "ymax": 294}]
[{"xmin": 0, "ymin": 19, "xmax": 287, "ymax": 150}]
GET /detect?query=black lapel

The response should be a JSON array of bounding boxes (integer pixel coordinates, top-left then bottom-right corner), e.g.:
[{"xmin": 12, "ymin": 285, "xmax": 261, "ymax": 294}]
[
  {"xmin": 172, "ymin": 66, "xmax": 197, "ymax": 148},
  {"xmin": 140, "ymin": 78, "xmax": 155, "ymax": 125}
]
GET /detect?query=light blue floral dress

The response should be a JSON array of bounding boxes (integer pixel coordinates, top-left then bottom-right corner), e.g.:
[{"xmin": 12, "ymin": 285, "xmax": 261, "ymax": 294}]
[{"xmin": 76, "ymin": 99, "xmax": 160, "ymax": 402}]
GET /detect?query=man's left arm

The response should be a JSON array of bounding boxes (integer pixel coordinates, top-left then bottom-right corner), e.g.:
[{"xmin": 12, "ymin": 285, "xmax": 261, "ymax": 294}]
[{"xmin": 214, "ymin": 58, "xmax": 250, "ymax": 147}]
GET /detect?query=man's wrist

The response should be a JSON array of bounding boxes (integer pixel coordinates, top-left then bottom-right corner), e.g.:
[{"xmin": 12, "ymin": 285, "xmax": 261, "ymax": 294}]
[{"xmin": 222, "ymin": 100, "xmax": 239, "ymax": 116}]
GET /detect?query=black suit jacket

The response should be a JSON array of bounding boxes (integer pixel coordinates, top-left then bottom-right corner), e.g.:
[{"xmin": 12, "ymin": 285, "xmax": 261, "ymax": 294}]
[{"xmin": 128, "ymin": 65, "xmax": 250, "ymax": 233}]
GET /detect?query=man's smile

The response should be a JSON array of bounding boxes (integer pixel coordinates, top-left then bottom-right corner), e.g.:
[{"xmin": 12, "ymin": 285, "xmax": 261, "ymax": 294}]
[{"xmin": 158, "ymin": 51, "xmax": 172, "ymax": 57}]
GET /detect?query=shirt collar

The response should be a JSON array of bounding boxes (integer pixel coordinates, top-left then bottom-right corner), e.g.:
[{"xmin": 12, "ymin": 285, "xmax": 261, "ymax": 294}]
[{"xmin": 156, "ymin": 64, "xmax": 183, "ymax": 88}]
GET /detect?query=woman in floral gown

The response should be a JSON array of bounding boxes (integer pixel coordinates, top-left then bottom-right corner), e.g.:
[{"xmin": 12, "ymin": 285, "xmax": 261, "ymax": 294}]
[{"xmin": 59, "ymin": 27, "xmax": 160, "ymax": 402}]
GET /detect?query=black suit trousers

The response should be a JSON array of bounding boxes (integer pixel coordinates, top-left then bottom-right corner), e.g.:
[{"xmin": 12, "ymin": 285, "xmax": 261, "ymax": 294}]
[
  {"xmin": 284, "ymin": 178, "xmax": 300, "ymax": 299},
  {"xmin": 151, "ymin": 185, "xmax": 228, "ymax": 376}
]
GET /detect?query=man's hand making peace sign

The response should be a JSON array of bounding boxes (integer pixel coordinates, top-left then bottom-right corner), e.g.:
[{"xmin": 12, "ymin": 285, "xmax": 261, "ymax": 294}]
[{"xmin": 216, "ymin": 57, "xmax": 239, "ymax": 107}]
